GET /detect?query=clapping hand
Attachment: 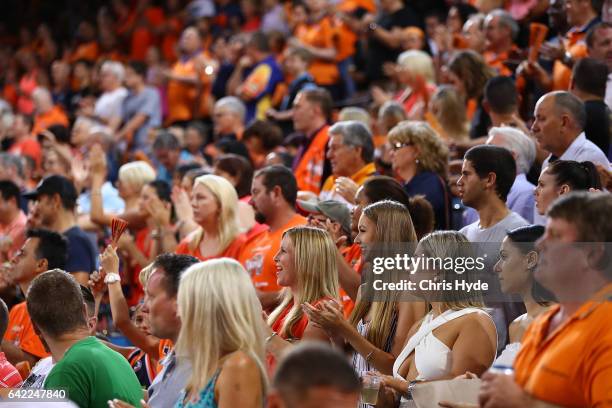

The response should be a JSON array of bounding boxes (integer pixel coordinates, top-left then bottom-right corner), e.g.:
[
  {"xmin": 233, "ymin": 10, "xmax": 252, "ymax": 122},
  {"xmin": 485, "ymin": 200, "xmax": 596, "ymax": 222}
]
[
  {"xmin": 302, "ymin": 299, "xmax": 345, "ymax": 332},
  {"xmin": 171, "ymin": 186, "xmax": 193, "ymax": 222},
  {"xmin": 145, "ymin": 195, "xmax": 172, "ymax": 228}
]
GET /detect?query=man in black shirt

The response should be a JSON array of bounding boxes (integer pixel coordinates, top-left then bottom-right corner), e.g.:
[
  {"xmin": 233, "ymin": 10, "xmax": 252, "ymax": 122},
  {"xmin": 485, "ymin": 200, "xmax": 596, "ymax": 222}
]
[
  {"xmin": 24, "ymin": 175, "xmax": 98, "ymax": 285},
  {"xmin": 570, "ymin": 57, "xmax": 611, "ymax": 157},
  {"xmin": 364, "ymin": 0, "xmax": 422, "ymax": 82}
]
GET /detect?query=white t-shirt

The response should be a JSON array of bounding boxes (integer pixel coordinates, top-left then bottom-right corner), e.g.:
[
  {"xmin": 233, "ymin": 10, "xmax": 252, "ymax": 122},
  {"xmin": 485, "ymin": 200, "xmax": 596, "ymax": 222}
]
[{"xmin": 94, "ymin": 87, "xmax": 128, "ymax": 121}]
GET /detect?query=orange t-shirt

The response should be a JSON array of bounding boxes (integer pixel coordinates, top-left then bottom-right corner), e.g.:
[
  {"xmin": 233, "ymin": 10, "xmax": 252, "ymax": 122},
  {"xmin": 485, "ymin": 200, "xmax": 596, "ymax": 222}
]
[
  {"xmin": 166, "ymin": 55, "xmax": 199, "ymax": 124},
  {"xmin": 514, "ymin": 283, "xmax": 612, "ymax": 407},
  {"xmin": 166, "ymin": 51, "xmax": 213, "ymax": 124},
  {"xmin": 175, "ymin": 230, "xmax": 247, "ymax": 261},
  {"xmin": 239, "ymin": 214, "xmax": 307, "ymax": 293},
  {"xmin": 3, "ymin": 302, "xmax": 50, "ymax": 359},
  {"xmin": 296, "ymin": 16, "xmax": 339, "ymax": 86},
  {"xmin": 32, "ymin": 105, "xmax": 69, "ymax": 136}
]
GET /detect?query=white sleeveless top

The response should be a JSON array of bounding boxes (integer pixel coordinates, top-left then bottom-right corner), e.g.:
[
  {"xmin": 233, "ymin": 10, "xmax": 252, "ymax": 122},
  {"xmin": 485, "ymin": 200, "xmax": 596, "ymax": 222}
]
[{"xmin": 392, "ymin": 308, "xmax": 495, "ymax": 382}]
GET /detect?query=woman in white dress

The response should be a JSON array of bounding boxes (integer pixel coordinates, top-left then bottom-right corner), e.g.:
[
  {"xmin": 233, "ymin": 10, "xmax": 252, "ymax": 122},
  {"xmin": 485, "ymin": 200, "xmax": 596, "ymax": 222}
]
[{"xmin": 375, "ymin": 231, "xmax": 498, "ymax": 406}]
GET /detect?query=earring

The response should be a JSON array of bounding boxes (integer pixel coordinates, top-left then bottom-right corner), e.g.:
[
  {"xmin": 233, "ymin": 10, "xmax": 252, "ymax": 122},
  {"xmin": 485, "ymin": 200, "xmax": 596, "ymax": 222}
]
[{"xmin": 415, "ymin": 158, "xmax": 420, "ymax": 164}]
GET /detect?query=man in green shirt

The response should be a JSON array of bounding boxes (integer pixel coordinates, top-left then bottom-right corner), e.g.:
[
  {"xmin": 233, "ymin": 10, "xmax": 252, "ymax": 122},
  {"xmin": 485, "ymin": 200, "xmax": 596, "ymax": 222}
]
[{"xmin": 26, "ymin": 269, "xmax": 142, "ymax": 408}]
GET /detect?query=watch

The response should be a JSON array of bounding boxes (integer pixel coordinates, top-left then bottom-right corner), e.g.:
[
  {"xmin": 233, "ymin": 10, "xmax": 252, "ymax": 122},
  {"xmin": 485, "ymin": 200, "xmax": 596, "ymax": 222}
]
[{"xmin": 104, "ymin": 273, "xmax": 121, "ymax": 284}]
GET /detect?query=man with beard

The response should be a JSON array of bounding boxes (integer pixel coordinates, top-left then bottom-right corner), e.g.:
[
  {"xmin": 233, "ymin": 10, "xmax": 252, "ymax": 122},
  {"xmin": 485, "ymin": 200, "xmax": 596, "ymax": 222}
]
[{"xmin": 238, "ymin": 165, "xmax": 306, "ymax": 309}]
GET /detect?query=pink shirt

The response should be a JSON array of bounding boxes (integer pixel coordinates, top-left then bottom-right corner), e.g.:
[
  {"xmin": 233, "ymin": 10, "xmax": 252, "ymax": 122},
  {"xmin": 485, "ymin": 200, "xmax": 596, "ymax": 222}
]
[
  {"xmin": 0, "ymin": 352, "xmax": 23, "ymax": 388},
  {"xmin": 0, "ymin": 210, "xmax": 27, "ymax": 263}
]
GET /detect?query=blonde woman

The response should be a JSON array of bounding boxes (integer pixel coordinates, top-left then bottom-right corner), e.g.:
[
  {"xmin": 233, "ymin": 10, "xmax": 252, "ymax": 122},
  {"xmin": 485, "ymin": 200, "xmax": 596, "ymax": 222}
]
[
  {"xmin": 429, "ymin": 85, "xmax": 469, "ymax": 144},
  {"xmin": 90, "ymin": 160, "xmax": 156, "ymax": 228},
  {"xmin": 388, "ymin": 121, "xmax": 450, "ymax": 230},
  {"xmin": 379, "ymin": 231, "xmax": 497, "ymax": 405},
  {"xmin": 372, "ymin": 50, "xmax": 437, "ymax": 120},
  {"xmin": 265, "ymin": 226, "xmax": 339, "ymax": 358},
  {"xmin": 175, "ymin": 258, "xmax": 267, "ymax": 408},
  {"xmin": 304, "ymin": 201, "xmax": 427, "ymax": 399},
  {"xmin": 175, "ymin": 174, "xmax": 246, "ymax": 261}
]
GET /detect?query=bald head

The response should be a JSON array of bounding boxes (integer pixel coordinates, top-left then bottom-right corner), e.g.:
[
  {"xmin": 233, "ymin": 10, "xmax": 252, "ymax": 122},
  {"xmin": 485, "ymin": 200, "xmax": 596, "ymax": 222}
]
[
  {"xmin": 531, "ymin": 91, "xmax": 585, "ymax": 157},
  {"xmin": 32, "ymin": 87, "xmax": 54, "ymax": 114}
]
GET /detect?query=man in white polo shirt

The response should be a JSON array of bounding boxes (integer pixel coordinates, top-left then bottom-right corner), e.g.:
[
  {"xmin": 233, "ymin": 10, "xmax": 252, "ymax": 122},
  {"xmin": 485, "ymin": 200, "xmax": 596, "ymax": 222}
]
[{"xmin": 531, "ymin": 91, "xmax": 610, "ymax": 170}]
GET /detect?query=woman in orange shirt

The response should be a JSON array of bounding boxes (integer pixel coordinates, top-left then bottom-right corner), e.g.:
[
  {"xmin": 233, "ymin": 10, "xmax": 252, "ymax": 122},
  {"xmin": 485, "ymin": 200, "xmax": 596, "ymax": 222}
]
[
  {"xmin": 265, "ymin": 226, "xmax": 339, "ymax": 362},
  {"xmin": 175, "ymin": 174, "xmax": 247, "ymax": 261}
]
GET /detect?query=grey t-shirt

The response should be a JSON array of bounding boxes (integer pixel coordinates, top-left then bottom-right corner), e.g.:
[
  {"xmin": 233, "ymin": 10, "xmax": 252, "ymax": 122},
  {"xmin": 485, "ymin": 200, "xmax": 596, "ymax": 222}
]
[
  {"xmin": 460, "ymin": 211, "xmax": 529, "ymax": 244},
  {"xmin": 460, "ymin": 210, "xmax": 529, "ymax": 354},
  {"xmin": 148, "ymin": 350, "xmax": 191, "ymax": 408},
  {"xmin": 121, "ymin": 86, "xmax": 161, "ymax": 150}
]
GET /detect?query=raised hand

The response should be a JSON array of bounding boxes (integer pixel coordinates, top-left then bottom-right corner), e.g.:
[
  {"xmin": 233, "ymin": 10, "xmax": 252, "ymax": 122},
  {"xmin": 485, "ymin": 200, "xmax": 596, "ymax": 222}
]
[{"xmin": 100, "ymin": 244, "xmax": 120, "ymax": 275}]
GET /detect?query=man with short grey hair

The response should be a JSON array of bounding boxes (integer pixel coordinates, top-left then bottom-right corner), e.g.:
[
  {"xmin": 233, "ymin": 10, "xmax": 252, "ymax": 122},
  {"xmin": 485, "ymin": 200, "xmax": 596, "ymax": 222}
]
[
  {"xmin": 484, "ymin": 10, "xmax": 519, "ymax": 76},
  {"xmin": 93, "ymin": 61, "xmax": 128, "ymax": 126},
  {"xmin": 531, "ymin": 91, "xmax": 610, "ymax": 170},
  {"xmin": 213, "ymin": 96, "xmax": 247, "ymax": 139},
  {"xmin": 320, "ymin": 121, "xmax": 376, "ymax": 204}
]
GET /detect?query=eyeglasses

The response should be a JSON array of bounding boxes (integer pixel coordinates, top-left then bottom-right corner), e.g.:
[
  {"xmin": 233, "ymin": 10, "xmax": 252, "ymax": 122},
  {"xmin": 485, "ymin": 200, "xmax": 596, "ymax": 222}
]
[{"xmin": 390, "ymin": 141, "xmax": 414, "ymax": 151}]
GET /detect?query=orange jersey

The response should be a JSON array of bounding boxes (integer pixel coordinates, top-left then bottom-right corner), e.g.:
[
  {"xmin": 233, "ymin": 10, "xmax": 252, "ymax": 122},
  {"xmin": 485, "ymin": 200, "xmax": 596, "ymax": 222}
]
[
  {"xmin": 514, "ymin": 283, "xmax": 612, "ymax": 407},
  {"xmin": 239, "ymin": 214, "xmax": 307, "ymax": 293},
  {"xmin": 175, "ymin": 230, "xmax": 247, "ymax": 261},
  {"xmin": 166, "ymin": 51, "xmax": 211, "ymax": 124},
  {"xmin": 552, "ymin": 27, "xmax": 590, "ymax": 90},
  {"xmin": 3, "ymin": 302, "xmax": 50, "ymax": 359},
  {"xmin": 483, "ymin": 45, "xmax": 519, "ymax": 77},
  {"xmin": 156, "ymin": 339, "xmax": 174, "ymax": 373}
]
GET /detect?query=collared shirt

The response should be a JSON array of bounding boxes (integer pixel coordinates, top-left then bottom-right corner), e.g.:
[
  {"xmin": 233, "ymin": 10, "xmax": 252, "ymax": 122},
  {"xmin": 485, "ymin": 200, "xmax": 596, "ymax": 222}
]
[
  {"xmin": 320, "ymin": 162, "xmax": 377, "ymax": 204},
  {"xmin": 514, "ymin": 283, "xmax": 612, "ymax": 407},
  {"xmin": 542, "ymin": 132, "xmax": 611, "ymax": 171},
  {"xmin": 148, "ymin": 350, "xmax": 192, "ymax": 408}
]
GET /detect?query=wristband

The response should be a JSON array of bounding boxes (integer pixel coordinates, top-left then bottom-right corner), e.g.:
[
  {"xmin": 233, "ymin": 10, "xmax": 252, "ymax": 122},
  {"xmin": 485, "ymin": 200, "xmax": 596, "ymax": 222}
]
[{"xmin": 265, "ymin": 332, "xmax": 278, "ymax": 345}]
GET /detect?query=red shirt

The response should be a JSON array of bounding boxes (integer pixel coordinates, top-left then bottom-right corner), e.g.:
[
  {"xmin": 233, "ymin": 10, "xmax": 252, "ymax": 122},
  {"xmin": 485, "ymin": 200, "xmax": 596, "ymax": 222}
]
[{"xmin": 175, "ymin": 230, "xmax": 247, "ymax": 261}]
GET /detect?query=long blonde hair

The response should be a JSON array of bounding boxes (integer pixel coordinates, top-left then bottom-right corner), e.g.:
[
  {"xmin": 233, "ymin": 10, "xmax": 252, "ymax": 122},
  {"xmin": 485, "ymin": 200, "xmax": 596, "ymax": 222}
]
[
  {"xmin": 176, "ymin": 258, "xmax": 267, "ymax": 395},
  {"xmin": 417, "ymin": 231, "xmax": 485, "ymax": 309},
  {"xmin": 350, "ymin": 200, "xmax": 418, "ymax": 349},
  {"xmin": 190, "ymin": 174, "xmax": 241, "ymax": 253},
  {"xmin": 267, "ymin": 226, "xmax": 339, "ymax": 339}
]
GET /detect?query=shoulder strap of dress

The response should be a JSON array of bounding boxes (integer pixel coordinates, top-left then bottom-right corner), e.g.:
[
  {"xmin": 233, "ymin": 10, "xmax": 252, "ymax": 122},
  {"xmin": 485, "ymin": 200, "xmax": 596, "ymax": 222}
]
[{"xmin": 392, "ymin": 308, "xmax": 485, "ymax": 378}]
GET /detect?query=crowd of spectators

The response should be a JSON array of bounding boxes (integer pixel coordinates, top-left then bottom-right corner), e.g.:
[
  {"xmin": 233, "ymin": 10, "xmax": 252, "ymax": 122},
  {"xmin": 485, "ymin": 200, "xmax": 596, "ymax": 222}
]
[{"xmin": 0, "ymin": 0, "xmax": 611, "ymax": 407}]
